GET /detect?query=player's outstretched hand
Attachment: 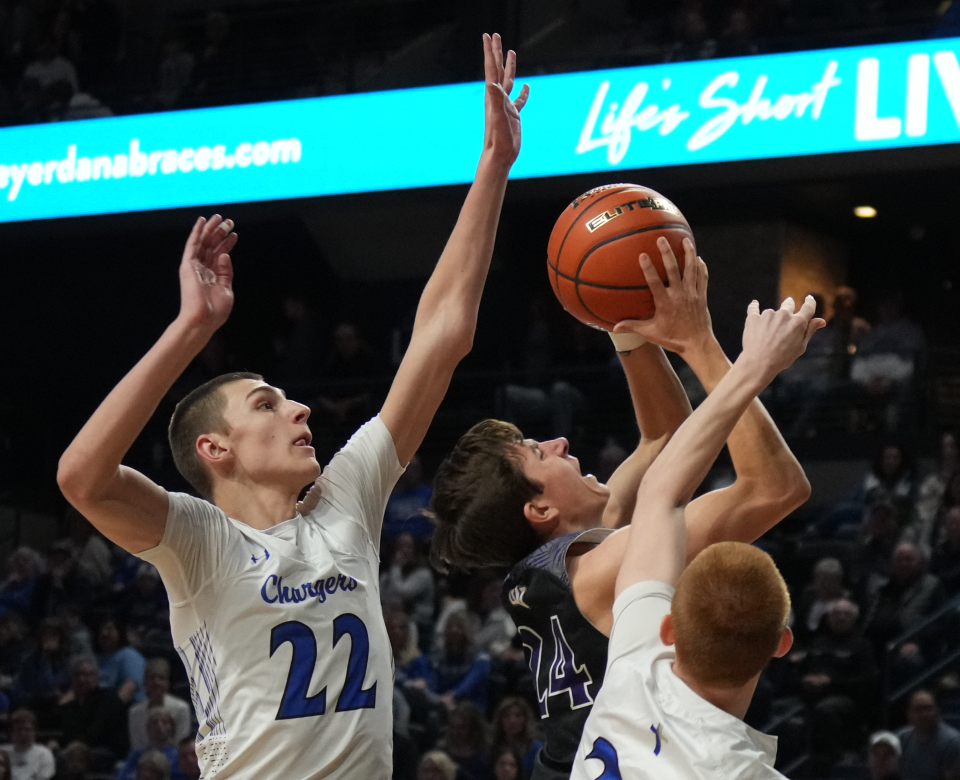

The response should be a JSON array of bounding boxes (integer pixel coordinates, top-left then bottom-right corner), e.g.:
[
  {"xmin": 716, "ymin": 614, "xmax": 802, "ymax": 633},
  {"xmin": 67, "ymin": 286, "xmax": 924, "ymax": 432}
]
[
  {"xmin": 178, "ymin": 215, "xmax": 237, "ymax": 332},
  {"xmin": 611, "ymin": 237, "xmax": 713, "ymax": 354},
  {"xmin": 482, "ymin": 32, "xmax": 529, "ymax": 167},
  {"xmin": 739, "ymin": 295, "xmax": 826, "ymax": 384}
]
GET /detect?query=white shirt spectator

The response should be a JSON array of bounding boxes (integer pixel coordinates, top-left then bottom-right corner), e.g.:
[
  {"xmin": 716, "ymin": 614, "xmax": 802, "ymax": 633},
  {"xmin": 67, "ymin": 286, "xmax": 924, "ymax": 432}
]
[
  {"xmin": 1, "ymin": 743, "xmax": 55, "ymax": 780},
  {"xmin": 129, "ymin": 695, "xmax": 193, "ymax": 750}
]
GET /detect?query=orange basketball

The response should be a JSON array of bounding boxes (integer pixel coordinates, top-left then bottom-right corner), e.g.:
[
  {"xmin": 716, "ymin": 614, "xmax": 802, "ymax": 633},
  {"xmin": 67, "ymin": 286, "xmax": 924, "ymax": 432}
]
[{"xmin": 547, "ymin": 183, "xmax": 695, "ymax": 330}]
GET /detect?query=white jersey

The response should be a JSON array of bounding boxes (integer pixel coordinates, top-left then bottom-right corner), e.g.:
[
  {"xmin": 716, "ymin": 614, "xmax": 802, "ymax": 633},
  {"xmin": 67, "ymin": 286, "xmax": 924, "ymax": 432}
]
[
  {"xmin": 571, "ymin": 581, "xmax": 784, "ymax": 780},
  {"xmin": 139, "ymin": 416, "xmax": 404, "ymax": 780}
]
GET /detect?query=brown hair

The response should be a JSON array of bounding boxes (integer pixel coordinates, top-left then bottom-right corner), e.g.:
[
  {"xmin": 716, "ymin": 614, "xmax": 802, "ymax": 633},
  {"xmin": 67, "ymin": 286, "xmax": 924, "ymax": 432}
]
[
  {"xmin": 10, "ymin": 708, "xmax": 37, "ymax": 729},
  {"xmin": 168, "ymin": 372, "xmax": 262, "ymax": 498},
  {"xmin": 671, "ymin": 542, "xmax": 790, "ymax": 688},
  {"xmin": 492, "ymin": 696, "xmax": 536, "ymax": 749},
  {"xmin": 430, "ymin": 420, "xmax": 542, "ymax": 573}
]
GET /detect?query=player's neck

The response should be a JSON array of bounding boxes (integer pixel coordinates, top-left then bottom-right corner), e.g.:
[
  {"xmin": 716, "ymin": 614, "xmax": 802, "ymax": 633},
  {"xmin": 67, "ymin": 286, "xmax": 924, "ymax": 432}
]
[
  {"xmin": 671, "ymin": 660, "xmax": 759, "ymax": 721},
  {"xmin": 212, "ymin": 481, "xmax": 299, "ymax": 529}
]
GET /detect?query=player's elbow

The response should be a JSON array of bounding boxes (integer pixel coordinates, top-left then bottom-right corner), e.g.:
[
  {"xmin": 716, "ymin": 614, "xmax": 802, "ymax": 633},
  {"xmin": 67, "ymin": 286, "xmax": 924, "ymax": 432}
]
[
  {"xmin": 57, "ymin": 453, "xmax": 96, "ymax": 507},
  {"xmin": 757, "ymin": 466, "xmax": 811, "ymax": 517}
]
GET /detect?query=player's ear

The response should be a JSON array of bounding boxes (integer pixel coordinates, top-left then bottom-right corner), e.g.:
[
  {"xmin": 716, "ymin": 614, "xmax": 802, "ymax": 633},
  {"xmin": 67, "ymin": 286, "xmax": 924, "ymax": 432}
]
[
  {"xmin": 772, "ymin": 626, "xmax": 794, "ymax": 658},
  {"xmin": 196, "ymin": 433, "xmax": 231, "ymax": 465},
  {"xmin": 660, "ymin": 613, "xmax": 676, "ymax": 646},
  {"xmin": 523, "ymin": 499, "xmax": 559, "ymax": 534}
]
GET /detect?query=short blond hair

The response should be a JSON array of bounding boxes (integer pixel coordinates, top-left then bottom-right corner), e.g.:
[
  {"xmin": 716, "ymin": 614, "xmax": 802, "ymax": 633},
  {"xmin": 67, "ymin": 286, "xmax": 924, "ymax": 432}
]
[{"xmin": 672, "ymin": 542, "xmax": 790, "ymax": 687}]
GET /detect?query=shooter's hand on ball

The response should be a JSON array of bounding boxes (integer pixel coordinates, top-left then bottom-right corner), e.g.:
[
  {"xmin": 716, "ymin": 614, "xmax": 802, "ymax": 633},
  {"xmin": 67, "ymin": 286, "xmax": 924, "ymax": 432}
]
[
  {"xmin": 738, "ymin": 295, "xmax": 826, "ymax": 385},
  {"xmin": 481, "ymin": 32, "xmax": 529, "ymax": 167},
  {"xmin": 612, "ymin": 237, "xmax": 712, "ymax": 355},
  {"xmin": 177, "ymin": 214, "xmax": 237, "ymax": 334}
]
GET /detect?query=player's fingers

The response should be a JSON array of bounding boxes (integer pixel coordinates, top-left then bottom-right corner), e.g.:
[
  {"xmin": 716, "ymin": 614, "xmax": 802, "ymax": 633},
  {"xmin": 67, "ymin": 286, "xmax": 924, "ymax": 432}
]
[
  {"xmin": 805, "ymin": 317, "xmax": 827, "ymax": 343},
  {"xmin": 482, "ymin": 33, "xmax": 497, "ymax": 84},
  {"xmin": 797, "ymin": 293, "xmax": 817, "ymax": 321},
  {"xmin": 215, "ymin": 252, "xmax": 234, "ymax": 286},
  {"xmin": 198, "ymin": 214, "xmax": 225, "ymax": 258},
  {"xmin": 492, "ymin": 32, "xmax": 504, "ymax": 85},
  {"xmin": 211, "ymin": 230, "xmax": 238, "ymax": 260},
  {"xmin": 747, "ymin": 299, "xmax": 761, "ymax": 318},
  {"xmin": 680, "ymin": 238, "xmax": 697, "ymax": 291},
  {"xmin": 638, "ymin": 252, "xmax": 666, "ymax": 298},
  {"xmin": 181, "ymin": 217, "xmax": 205, "ymax": 262},
  {"xmin": 513, "ymin": 83, "xmax": 530, "ymax": 111},
  {"xmin": 696, "ymin": 256, "xmax": 709, "ymax": 298},
  {"xmin": 612, "ymin": 319, "xmax": 650, "ymax": 334},
  {"xmin": 657, "ymin": 237, "xmax": 682, "ymax": 289},
  {"xmin": 779, "ymin": 296, "xmax": 796, "ymax": 313},
  {"xmin": 503, "ymin": 49, "xmax": 516, "ymax": 95}
]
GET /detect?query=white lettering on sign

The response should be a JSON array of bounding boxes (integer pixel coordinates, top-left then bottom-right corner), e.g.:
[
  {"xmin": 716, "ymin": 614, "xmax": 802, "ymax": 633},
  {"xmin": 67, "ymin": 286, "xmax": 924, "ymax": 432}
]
[
  {"xmin": 855, "ymin": 50, "xmax": 960, "ymax": 142},
  {"xmin": 576, "ymin": 80, "xmax": 690, "ymax": 164},
  {"xmin": 687, "ymin": 61, "xmax": 840, "ymax": 150}
]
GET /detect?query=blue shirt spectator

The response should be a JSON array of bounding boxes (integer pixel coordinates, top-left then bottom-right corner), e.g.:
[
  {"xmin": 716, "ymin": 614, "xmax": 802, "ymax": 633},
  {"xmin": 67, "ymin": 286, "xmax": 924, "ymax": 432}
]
[
  {"xmin": 383, "ymin": 456, "xmax": 434, "ymax": 541},
  {"xmin": 95, "ymin": 617, "xmax": 146, "ymax": 704},
  {"xmin": 431, "ymin": 610, "xmax": 490, "ymax": 713}
]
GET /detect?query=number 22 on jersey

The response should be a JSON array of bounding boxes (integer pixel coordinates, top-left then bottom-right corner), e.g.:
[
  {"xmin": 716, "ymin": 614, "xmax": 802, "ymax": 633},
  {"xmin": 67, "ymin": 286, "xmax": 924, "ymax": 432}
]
[
  {"xmin": 270, "ymin": 613, "xmax": 377, "ymax": 720},
  {"xmin": 519, "ymin": 615, "xmax": 594, "ymax": 718}
]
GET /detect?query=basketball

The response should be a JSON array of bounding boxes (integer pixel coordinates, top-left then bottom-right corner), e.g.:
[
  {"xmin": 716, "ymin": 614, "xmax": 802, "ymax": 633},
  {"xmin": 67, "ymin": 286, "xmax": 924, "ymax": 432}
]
[{"xmin": 547, "ymin": 183, "xmax": 696, "ymax": 330}]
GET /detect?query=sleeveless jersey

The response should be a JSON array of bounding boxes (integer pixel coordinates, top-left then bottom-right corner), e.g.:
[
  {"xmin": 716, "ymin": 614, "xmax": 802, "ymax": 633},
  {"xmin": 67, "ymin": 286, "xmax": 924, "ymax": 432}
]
[
  {"xmin": 139, "ymin": 416, "xmax": 403, "ymax": 780},
  {"xmin": 502, "ymin": 528, "xmax": 614, "ymax": 767}
]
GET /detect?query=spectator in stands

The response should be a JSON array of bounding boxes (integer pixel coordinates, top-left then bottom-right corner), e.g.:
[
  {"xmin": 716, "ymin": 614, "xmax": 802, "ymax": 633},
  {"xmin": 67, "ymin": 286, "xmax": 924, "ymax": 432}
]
[
  {"xmin": 438, "ymin": 702, "xmax": 488, "ymax": 780},
  {"xmin": 898, "ymin": 689, "xmax": 960, "ymax": 780},
  {"xmin": 117, "ymin": 709, "xmax": 178, "ymax": 780},
  {"xmin": 915, "ymin": 431, "xmax": 959, "ymax": 546},
  {"xmin": 315, "ymin": 321, "xmax": 382, "ymax": 449},
  {"xmin": 176, "ymin": 738, "xmax": 199, "ymax": 780},
  {"xmin": 132, "ymin": 749, "xmax": 171, "ymax": 780},
  {"xmin": 65, "ymin": 509, "xmax": 111, "ymax": 588},
  {"xmin": 931, "ymin": 507, "xmax": 960, "ymax": 593},
  {"xmin": 500, "ymin": 298, "xmax": 584, "ymax": 442},
  {"xmin": 116, "ymin": 564, "xmax": 169, "ymax": 651},
  {"xmin": 10, "ymin": 619, "xmax": 70, "ymax": 724},
  {"xmin": 383, "ymin": 455, "xmax": 434, "ymax": 541},
  {"xmin": 416, "ymin": 751, "xmax": 457, "ymax": 780},
  {"xmin": 55, "ymin": 656, "xmax": 128, "ymax": 762},
  {"xmin": 825, "ymin": 286, "xmax": 871, "ymax": 377},
  {"xmin": 1, "ymin": 708, "xmax": 54, "ymax": 780},
  {"xmin": 792, "ymin": 598, "xmax": 878, "ymax": 715},
  {"xmin": 95, "ymin": 615, "xmax": 145, "ymax": 704},
  {"xmin": 56, "ymin": 741, "xmax": 92, "ymax": 780},
  {"xmin": 56, "ymin": 603, "xmax": 93, "ymax": 658},
  {"xmin": 794, "ymin": 557, "xmax": 850, "ymax": 642},
  {"xmin": 22, "ymin": 36, "xmax": 78, "ymax": 93},
  {"xmin": 431, "ymin": 611, "xmax": 490, "ymax": 713},
  {"xmin": 799, "ymin": 695, "xmax": 866, "ymax": 779},
  {"xmin": 0, "ymin": 548, "xmax": 42, "ymax": 619},
  {"xmin": 0, "ymin": 613, "xmax": 30, "ymax": 686},
  {"xmin": 867, "ymin": 731, "xmax": 902, "ymax": 780},
  {"xmin": 664, "ymin": 7, "xmax": 717, "ymax": 61},
  {"xmin": 381, "ymin": 533, "xmax": 435, "ymax": 645},
  {"xmin": 29, "ymin": 540, "xmax": 90, "ymax": 622},
  {"xmin": 272, "ymin": 293, "xmax": 320, "ymax": 383},
  {"xmin": 471, "ymin": 575, "xmax": 516, "ymax": 659},
  {"xmin": 852, "ymin": 293, "xmax": 926, "ymax": 432},
  {"xmin": 128, "ymin": 658, "xmax": 191, "ymax": 750},
  {"xmin": 0, "ymin": 750, "xmax": 9, "ymax": 780},
  {"xmin": 816, "ymin": 443, "xmax": 915, "ymax": 539},
  {"xmin": 717, "ymin": 5, "xmax": 760, "ymax": 57},
  {"xmin": 864, "ymin": 541, "xmax": 946, "ymax": 677},
  {"xmin": 856, "ymin": 500, "xmax": 904, "ymax": 595},
  {"xmin": 154, "ymin": 32, "xmax": 195, "ymax": 111},
  {"xmin": 489, "ymin": 745, "xmax": 525, "ymax": 780},
  {"xmin": 491, "ymin": 697, "xmax": 540, "ymax": 775},
  {"xmin": 192, "ymin": 10, "xmax": 238, "ymax": 107}
]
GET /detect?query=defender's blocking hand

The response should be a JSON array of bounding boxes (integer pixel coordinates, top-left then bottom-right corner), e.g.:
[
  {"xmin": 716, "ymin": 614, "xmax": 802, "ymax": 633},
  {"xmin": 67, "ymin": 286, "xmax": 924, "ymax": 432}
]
[
  {"xmin": 611, "ymin": 238, "xmax": 713, "ymax": 355},
  {"xmin": 482, "ymin": 32, "xmax": 529, "ymax": 167},
  {"xmin": 739, "ymin": 295, "xmax": 826, "ymax": 383},
  {"xmin": 178, "ymin": 215, "xmax": 237, "ymax": 332}
]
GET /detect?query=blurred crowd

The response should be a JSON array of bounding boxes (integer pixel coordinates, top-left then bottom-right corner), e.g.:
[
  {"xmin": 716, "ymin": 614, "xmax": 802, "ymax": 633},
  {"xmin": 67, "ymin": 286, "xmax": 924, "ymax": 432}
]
[
  {"xmin": 0, "ymin": 0, "xmax": 948, "ymax": 127},
  {"xmin": 0, "ymin": 278, "xmax": 953, "ymax": 780}
]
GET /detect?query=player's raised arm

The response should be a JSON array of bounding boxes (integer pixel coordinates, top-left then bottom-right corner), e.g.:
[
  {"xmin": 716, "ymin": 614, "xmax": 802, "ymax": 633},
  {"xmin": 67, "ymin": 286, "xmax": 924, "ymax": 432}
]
[
  {"xmin": 615, "ymin": 296, "xmax": 824, "ymax": 597},
  {"xmin": 380, "ymin": 33, "xmax": 529, "ymax": 466},
  {"xmin": 615, "ymin": 237, "xmax": 812, "ymax": 554},
  {"xmin": 57, "ymin": 216, "xmax": 237, "ymax": 553}
]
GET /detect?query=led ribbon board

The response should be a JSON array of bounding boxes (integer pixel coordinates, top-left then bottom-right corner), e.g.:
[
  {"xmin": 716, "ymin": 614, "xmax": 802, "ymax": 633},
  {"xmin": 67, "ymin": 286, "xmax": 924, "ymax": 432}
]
[{"xmin": 2, "ymin": 36, "xmax": 960, "ymax": 223}]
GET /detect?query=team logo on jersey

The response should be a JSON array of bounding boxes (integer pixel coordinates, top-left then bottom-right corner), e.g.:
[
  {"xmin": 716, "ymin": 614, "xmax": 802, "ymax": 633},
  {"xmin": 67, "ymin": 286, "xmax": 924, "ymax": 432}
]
[
  {"xmin": 508, "ymin": 586, "xmax": 530, "ymax": 608},
  {"xmin": 260, "ymin": 573, "xmax": 358, "ymax": 606},
  {"xmin": 250, "ymin": 549, "xmax": 271, "ymax": 564},
  {"xmin": 650, "ymin": 723, "xmax": 663, "ymax": 756}
]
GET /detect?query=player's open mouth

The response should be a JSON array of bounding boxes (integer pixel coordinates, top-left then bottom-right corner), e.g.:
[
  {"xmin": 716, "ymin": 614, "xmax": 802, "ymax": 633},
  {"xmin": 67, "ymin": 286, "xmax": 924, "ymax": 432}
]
[{"xmin": 293, "ymin": 433, "xmax": 313, "ymax": 447}]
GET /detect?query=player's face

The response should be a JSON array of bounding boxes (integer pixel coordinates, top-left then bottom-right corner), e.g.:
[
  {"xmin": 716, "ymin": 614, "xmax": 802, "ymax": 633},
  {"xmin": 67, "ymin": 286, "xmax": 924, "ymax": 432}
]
[
  {"xmin": 218, "ymin": 379, "xmax": 320, "ymax": 494},
  {"xmin": 516, "ymin": 438, "xmax": 610, "ymax": 530}
]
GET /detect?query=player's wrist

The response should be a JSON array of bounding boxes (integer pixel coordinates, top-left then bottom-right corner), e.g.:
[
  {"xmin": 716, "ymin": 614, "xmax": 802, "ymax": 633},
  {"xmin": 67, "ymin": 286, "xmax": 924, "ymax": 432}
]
[{"xmin": 608, "ymin": 331, "xmax": 647, "ymax": 353}]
